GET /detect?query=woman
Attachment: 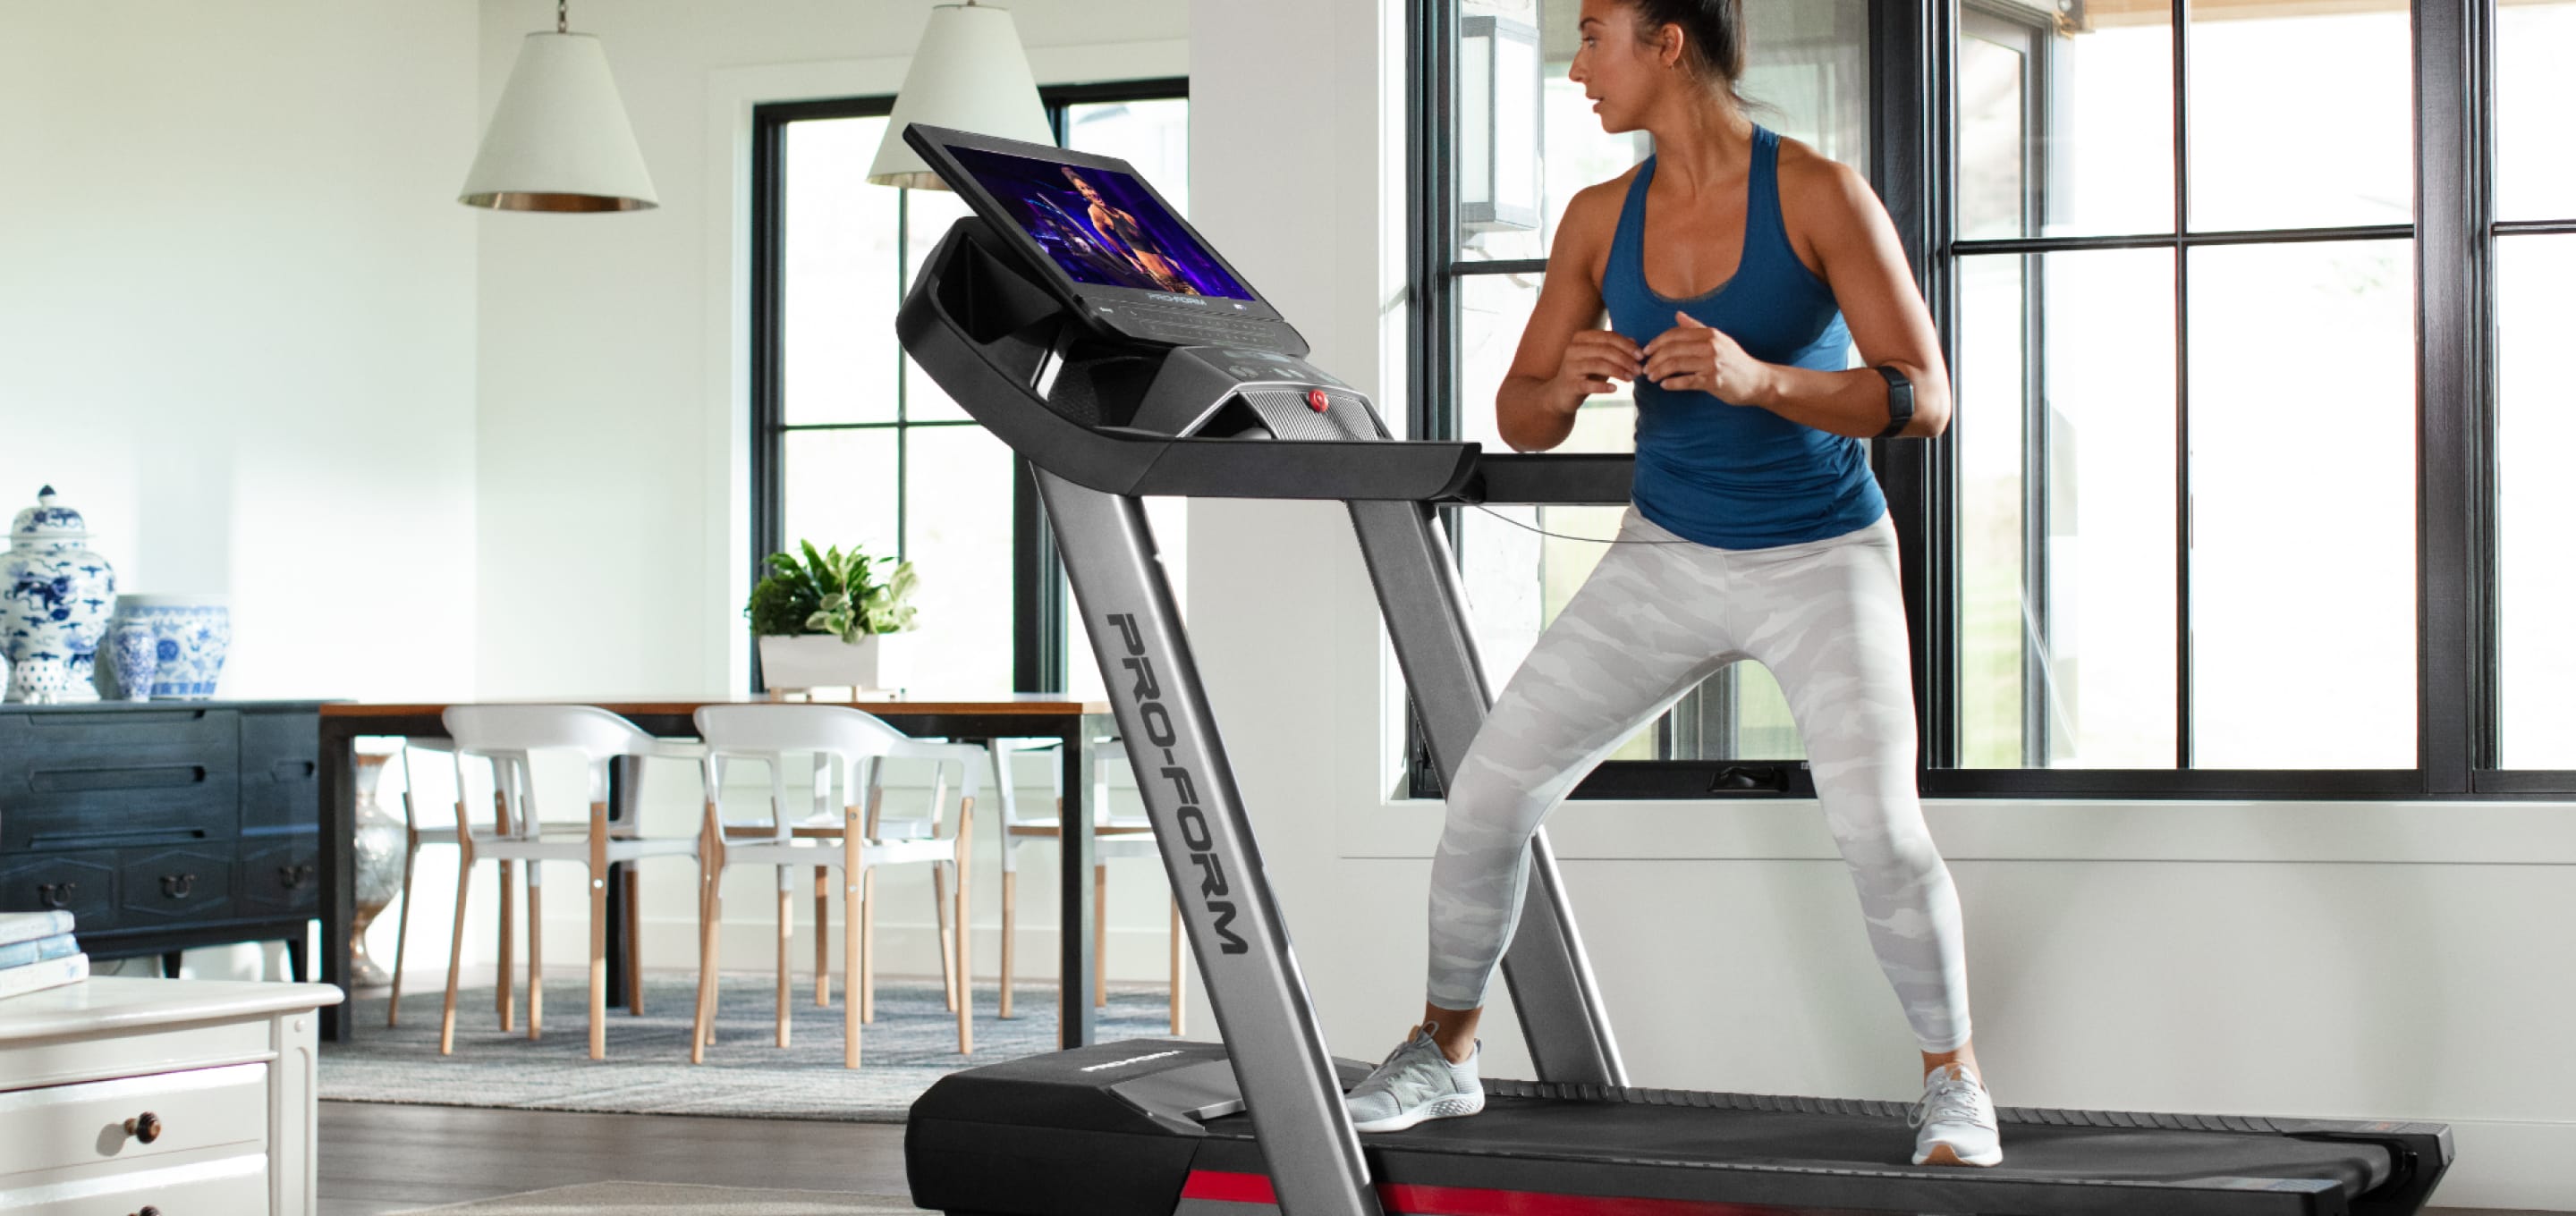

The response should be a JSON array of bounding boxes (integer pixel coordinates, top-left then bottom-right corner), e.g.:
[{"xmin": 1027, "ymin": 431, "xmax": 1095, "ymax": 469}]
[{"xmin": 1342, "ymin": 0, "xmax": 1998, "ymax": 1168}]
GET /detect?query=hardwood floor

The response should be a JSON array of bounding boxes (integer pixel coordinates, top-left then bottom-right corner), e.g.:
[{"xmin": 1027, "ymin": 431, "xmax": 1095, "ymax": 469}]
[
  {"xmin": 318, "ymin": 1102, "xmax": 911, "ymax": 1214},
  {"xmin": 318, "ymin": 1101, "xmax": 2555, "ymax": 1215}
]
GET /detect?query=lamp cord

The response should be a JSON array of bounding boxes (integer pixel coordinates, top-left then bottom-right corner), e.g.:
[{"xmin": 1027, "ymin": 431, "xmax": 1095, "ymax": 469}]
[{"xmin": 557, "ymin": 0, "xmax": 568, "ymax": 33}]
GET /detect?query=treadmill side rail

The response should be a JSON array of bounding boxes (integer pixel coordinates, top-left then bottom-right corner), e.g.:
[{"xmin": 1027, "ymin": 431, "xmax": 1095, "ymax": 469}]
[{"xmin": 1038, "ymin": 469, "xmax": 1383, "ymax": 1216}]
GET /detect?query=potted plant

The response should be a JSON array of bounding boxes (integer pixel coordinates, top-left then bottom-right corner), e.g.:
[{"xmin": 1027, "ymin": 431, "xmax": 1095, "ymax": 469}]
[{"xmin": 748, "ymin": 541, "xmax": 919, "ymax": 693}]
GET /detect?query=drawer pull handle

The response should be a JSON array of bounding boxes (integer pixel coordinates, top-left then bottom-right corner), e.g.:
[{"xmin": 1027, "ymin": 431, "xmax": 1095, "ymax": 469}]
[
  {"xmin": 124, "ymin": 1110, "xmax": 163, "ymax": 1143},
  {"xmin": 278, "ymin": 863, "xmax": 316, "ymax": 890},
  {"xmin": 158, "ymin": 873, "xmax": 197, "ymax": 899},
  {"xmin": 36, "ymin": 882, "xmax": 75, "ymax": 908}
]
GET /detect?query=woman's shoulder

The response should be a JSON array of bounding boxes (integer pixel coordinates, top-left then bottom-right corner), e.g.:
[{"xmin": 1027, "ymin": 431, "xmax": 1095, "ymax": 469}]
[
  {"xmin": 1556, "ymin": 165, "xmax": 1644, "ymax": 243},
  {"xmin": 1771, "ymin": 134, "xmax": 1873, "ymax": 215}
]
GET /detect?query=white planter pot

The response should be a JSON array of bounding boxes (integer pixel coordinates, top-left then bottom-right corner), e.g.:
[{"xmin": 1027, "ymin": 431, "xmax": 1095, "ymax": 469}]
[{"xmin": 757, "ymin": 633, "xmax": 907, "ymax": 692}]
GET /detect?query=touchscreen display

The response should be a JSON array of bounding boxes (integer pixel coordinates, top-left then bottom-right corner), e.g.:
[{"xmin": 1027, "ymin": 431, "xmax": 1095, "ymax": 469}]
[{"xmin": 945, "ymin": 144, "xmax": 1252, "ymax": 301}]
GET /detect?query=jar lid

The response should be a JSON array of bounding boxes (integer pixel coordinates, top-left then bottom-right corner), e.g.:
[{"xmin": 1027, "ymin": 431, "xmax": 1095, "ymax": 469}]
[{"xmin": 11, "ymin": 486, "xmax": 88, "ymax": 541}]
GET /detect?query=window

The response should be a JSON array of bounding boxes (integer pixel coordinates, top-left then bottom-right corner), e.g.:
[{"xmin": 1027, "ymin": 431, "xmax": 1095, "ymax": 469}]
[
  {"xmin": 1413, "ymin": 0, "xmax": 2561, "ymax": 798},
  {"xmin": 753, "ymin": 82, "xmax": 1188, "ymax": 696}
]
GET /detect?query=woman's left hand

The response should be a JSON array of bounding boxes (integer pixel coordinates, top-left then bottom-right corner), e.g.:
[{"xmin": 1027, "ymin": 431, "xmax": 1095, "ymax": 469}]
[{"xmin": 1642, "ymin": 311, "xmax": 1771, "ymax": 402}]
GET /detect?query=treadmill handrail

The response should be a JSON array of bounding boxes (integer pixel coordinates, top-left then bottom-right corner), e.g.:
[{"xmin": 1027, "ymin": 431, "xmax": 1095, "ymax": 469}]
[{"xmin": 1449, "ymin": 452, "xmax": 1635, "ymax": 506}]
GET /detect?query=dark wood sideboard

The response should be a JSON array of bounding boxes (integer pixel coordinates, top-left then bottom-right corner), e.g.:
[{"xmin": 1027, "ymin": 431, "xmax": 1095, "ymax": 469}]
[{"xmin": 0, "ymin": 701, "xmax": 327, "ymax": 977}]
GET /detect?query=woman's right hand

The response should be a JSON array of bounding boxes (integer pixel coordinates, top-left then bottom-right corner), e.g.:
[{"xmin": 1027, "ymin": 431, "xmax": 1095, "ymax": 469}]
[{"xmin": 1549, "ymin": 329, "xmax": 1642, "ymax": 412}]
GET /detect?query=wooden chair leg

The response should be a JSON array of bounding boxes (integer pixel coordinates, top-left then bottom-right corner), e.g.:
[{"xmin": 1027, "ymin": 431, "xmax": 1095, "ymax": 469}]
[
  {"xmin": 626, "ymin": 862, "xmax": 644, "ymax": 1017},
  {"xmin": 999, "ymin": 870, "xmax": 1017, "ymax": 1020},
  {"xmin": 932, "ymin": 865, "xmax": 957, "ymax": 1014},
  {"xmin": 388, "ymin": 833, "xmax": 418, "ymax": 1028},
  {"xmin": 1169, "ymin": 895, "xmax": 1185, "ymax": 1036},
  {"xmin": 775, "ymin": 878, "xmax": 792, "ymax": 1050},
  {"xmin": 1095, "ymin": 864, "xmax": 1109, "ymax": 1009},
  {"xmin": 843, "ymin": 841, "xmax": 862, "ymax": 1069},
  {"xmin": 525, "ymin": 865, "xmax": 544, "ymax": 1041},
  {"xmin": 860, "ymin": 867, "xmax": 877, "ymax": 1024},
  {"xmin": 588, "ymin": 801, "xmax": 609, "ymax": 1061},
  {"xmin": 438, "ymin": 847, "xmax": 474, "ymax": 1057},
  {"xmin": 693, "ymin": 840, "xmax": 720, "ymax": 1064},
  {"xmin": 496, "ymin": 857, "xmax": 516, "ymax": 1032},
  {"xmin": 813, "ymin": 866, "xmax": 831, "ymax": 1007}
]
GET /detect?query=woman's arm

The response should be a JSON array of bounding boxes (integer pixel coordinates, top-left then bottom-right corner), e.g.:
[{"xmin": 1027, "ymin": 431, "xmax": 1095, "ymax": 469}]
[
  {"xmin": 1496, "ymin": 181, "xmax": 1638, "ymax": 452},
  {"xmin": 1640, "ymin": 155, "xmax": 1953, "ymax": 439}
]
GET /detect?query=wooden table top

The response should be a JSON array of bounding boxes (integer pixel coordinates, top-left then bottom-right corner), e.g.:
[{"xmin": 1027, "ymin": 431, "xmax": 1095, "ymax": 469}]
[{"xmin": 320, "ymin": 693, "xmax": 1112, "ymax": 719}]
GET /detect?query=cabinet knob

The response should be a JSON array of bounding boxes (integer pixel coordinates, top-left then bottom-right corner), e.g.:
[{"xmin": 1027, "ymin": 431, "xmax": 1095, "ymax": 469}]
[
  {"xmin": 131, "ymin": 1207, "xmax": 161, "ymax": 1216},
  {"xmin": 158, "ymin": 873, "xmax": 197, "ymax": 899},
  {"xmin": 36, "ymin": 882, "xmax": 75, "ymax": 908},
  {"xmin": 124, "ymin": 1110, "xmax": 163, "ymax": 1143}
]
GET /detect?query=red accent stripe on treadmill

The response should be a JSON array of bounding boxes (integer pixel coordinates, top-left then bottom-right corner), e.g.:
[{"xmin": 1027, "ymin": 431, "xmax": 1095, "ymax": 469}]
[{"xmin": 1178, "ymin": 1170, "xmax": 1839, "ymax": 1216}]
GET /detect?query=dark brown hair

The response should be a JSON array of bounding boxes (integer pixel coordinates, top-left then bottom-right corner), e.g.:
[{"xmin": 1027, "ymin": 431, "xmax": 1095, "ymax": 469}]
[{"xmin": 1624, "ymin": 0, "xmax": 1747, "ymax": 94}]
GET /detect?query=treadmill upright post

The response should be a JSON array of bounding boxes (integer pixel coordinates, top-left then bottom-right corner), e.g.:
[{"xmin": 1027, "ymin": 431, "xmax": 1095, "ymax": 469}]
[
  {"xmin": 1347, "ymin": 500, "xmax": 1627, "ymax": 1088},
  {"xmin": 1038, "ymin": 469, "xmax": 1382, "ymax": 1216}
]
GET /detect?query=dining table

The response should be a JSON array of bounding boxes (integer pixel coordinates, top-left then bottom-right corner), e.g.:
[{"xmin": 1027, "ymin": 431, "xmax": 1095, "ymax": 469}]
[{"xmin": 314, "ymin": 694, "xmax": 1117, "ymax": 1049}]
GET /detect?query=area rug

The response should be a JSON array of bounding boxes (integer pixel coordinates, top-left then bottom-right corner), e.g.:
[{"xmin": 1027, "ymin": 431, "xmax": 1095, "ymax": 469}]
[
  {"xmin": 390, "ymin": 1181, "xmax": 922, "ymax": 1213},
  {"xmin": 323, "ymin": 973, "xmax": 1175, "ymax": 1121}
]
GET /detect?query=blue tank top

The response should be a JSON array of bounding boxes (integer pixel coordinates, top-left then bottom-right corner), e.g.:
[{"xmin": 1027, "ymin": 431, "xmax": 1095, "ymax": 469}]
[{"xmin": 1602, "ymin": 127, "xmax": 1885, "ymax": 549}]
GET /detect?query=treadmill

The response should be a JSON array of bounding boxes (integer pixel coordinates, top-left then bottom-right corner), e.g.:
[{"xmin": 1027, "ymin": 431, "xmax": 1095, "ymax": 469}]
[{"xmin": 890, "ymin": 122, "xmax": 2453, "ymax": 1216}]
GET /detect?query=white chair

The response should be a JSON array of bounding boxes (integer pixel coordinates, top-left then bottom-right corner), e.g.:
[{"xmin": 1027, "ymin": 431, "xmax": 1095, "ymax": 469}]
[
  {"xmin": 691, "ymin": 704, "xmax": 986, "ymax": 1068},
  {"xmin": 993, "ymin": 738, "xmax": 1186, "ymax": 1034},
  {"xmin": 437, "ymin": 705, "xmax": 702, "ymax": 1060}
]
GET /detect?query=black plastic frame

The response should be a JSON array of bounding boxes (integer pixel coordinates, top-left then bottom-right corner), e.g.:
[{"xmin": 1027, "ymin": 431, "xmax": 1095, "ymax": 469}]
[
  {"xmin": 1406, "ymin": 0, "xmax": 2567, "ymax": 801},
  {"xmin": 752, "ymin": 79, "xmax": 1188, "ymax": 696}
]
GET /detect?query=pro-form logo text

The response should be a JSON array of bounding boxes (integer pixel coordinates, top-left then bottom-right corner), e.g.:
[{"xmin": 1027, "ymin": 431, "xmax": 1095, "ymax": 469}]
[
  {"xmin": 1108, "ymin": 612, "xmax": 1249, "ymax": 954},
  {"xmin": 1147, "ymin": 293, "xmax": 1208, "ymax": 307}
]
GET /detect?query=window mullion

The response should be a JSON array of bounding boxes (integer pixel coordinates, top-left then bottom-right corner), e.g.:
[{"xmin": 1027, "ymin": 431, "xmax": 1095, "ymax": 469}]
[
  {"xmin": 2171, "ymin": 0, "xmax": 2195, "ymax": 770},
  {"xmin": 2419, "ymin": 0, "xmax": 2487, "ymax": 793}
]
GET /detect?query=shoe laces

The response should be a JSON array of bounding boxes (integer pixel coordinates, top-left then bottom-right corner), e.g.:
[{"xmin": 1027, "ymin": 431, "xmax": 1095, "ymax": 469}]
[
  {"xmin": 1911, "ymin": 1067, "xmax": 1994, "ymax": 1130},
  {"xmin": 1353, "ymin": 1032, "xmax": 1452, "ymax": 1106}
]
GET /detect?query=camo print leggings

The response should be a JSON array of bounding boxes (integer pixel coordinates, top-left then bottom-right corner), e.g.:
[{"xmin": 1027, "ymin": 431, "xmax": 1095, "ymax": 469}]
[{"xmin": 1426, "ymin": 507, "xmax": 1972, "ymax": 1052}]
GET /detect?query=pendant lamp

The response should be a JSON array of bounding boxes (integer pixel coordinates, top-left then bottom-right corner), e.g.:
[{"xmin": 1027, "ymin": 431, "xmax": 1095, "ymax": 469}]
[
  {"xmin": 867, "ymin": 1, "xmax": 1055, "ymax": 190},
  {"xmin": 459, "ymin": 0, "xmax": 658, "ymax": 212}
]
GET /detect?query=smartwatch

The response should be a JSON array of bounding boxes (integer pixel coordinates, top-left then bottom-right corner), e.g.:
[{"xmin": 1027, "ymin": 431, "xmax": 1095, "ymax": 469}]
[{"xmin": 1873, "ymin": 365, "xmax": 1914, "ymax": 439}]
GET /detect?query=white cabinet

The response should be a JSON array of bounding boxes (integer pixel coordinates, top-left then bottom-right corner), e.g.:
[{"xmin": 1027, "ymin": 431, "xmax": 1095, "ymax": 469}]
[{"xmin": 0, "ymin": 976, "xmax": 341, "ymax": 1215}]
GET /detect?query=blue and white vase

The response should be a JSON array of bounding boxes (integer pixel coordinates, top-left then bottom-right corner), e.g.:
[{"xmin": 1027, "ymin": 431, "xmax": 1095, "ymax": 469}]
[
  {"xmin": 114, "ymin": 595, "xmax": 231, "ymax": 699},
  {"xmin": 3, "ymin": 486, "xmax": 116, "ymax": 704},
  {"xmin": 108, "ymin": 619, "xmax": 157, "ymax": 701}
]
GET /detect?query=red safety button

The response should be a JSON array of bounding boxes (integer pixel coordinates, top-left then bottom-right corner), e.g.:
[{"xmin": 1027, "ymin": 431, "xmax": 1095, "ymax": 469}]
[{"xmin": 1306, "ymin": 389, "xmax": 1330, "ymax": 413}]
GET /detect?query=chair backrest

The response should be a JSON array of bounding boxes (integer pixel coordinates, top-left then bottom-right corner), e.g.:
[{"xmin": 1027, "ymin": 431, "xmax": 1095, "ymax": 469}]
[
  {"xmin": 445, "ymin": 705, "xmax": 659, "ymax": 761},
  {"xmin": 443, "ymin": 705, "xmax": 658, "ymax": 813},
  {"xmin": 692, "ymin": 704, "xmax": 911, "ymax": 761},
  {"xmin": 694, "ymin": 704, "xmax": 982, "ymax": 841}
]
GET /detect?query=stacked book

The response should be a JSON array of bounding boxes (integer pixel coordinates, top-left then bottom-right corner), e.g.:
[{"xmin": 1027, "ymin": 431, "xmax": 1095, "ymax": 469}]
[{"xmin": 0, "ymin": 910, "xmax": 89, "ymax": 999}]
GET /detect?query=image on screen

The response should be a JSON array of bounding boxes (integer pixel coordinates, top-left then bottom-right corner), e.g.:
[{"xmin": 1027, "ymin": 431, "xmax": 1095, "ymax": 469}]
[{"xmin": 946, "ymin": 144, "xmax": 1252, "ymax": 300}]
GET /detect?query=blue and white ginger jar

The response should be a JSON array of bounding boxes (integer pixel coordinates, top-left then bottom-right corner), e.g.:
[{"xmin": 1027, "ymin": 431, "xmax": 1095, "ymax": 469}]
[{"xmin": 4, "ymin": 486, "xmax": 115, "ymax": 704}]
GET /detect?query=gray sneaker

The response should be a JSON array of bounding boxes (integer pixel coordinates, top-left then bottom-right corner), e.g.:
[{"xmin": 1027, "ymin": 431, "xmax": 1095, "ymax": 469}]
[{"xmin": 1343, "ymin": 1031, "xmax": 1484, "ymax": 1133}]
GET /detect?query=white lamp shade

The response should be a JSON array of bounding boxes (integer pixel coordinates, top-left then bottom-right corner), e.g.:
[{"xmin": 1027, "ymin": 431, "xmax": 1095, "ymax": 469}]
[
  {"xmin": 460, "ymin": 32, "xmax": 658, "ymax": 212},
  {"xmin": 868, "ymin": 4, "xmax": 1055, "ymax": 190}
]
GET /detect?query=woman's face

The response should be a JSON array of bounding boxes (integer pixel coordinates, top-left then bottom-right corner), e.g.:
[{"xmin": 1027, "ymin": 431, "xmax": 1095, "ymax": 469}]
[{"xmin": 1568, "ymin": 0, "xmax": 1677, "ymax": 134}]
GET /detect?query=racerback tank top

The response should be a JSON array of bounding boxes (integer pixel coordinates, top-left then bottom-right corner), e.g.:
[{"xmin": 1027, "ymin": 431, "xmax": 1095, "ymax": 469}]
[{"xmin": 1599, "ymin": 126, "xmax": 1885, "ymax": 549}]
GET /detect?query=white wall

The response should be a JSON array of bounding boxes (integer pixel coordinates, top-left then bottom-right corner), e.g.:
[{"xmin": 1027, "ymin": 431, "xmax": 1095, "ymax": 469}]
[
  {"xmin": 1185, "ymin": 0, "xmax": 2574, "ymax": 1209},
  {"xmin": 466, "ymin": 0, "xmax": 1194, "ymax": 994},
  {"xmin": 470, "ymin": 0, "xmax": 1188, "ymax": 700},
  {"xmin": 0, "ymin": 0, "xmax": 481, "ymax": 701}
]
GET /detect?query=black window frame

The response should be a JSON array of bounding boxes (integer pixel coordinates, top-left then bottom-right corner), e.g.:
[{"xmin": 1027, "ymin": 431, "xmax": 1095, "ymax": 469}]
[
  {"xmin": 1409, "ymin": 0, "xmax": 2565, "ymax": 800},
  {"xmin": 750, "ymin": 77, "xmax": 1190, "ymax": 696}
]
